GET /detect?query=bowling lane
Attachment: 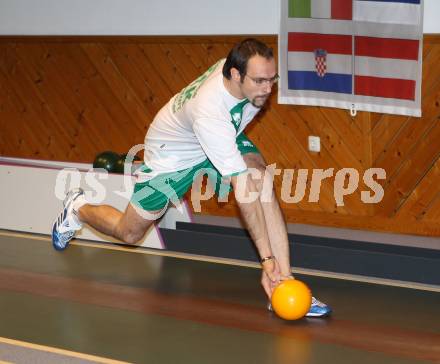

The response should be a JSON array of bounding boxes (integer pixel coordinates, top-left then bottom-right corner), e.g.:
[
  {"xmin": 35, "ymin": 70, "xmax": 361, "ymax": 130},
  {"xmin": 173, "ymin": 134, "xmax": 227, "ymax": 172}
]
[{"xmin": 0, "ymin": 231, "xmax": 439, "ymax": 364}]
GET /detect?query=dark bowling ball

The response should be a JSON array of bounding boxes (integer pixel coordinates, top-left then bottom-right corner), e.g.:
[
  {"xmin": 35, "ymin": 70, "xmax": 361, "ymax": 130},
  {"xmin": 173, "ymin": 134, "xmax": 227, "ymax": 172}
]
[
  {"xmin": 93, "ymin": 151, "xmax": 120, "ymax": 173},
  {"xmin": 113, "ymin": 153, "xmax": 142, "ymax": 174}
]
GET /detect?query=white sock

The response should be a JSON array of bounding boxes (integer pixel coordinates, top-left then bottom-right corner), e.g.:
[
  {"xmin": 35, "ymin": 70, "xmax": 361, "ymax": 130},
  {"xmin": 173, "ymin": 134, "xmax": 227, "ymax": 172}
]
[{"xmin": 72, "ymin": 195, "xmax": 87, "ymax": 214}]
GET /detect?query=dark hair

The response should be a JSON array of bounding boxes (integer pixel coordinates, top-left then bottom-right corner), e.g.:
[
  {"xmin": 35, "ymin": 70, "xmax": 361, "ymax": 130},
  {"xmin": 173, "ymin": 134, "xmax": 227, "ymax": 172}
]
[{"xmin": 222, "ymin": 38, "xmax": 274, "ymax": 80}]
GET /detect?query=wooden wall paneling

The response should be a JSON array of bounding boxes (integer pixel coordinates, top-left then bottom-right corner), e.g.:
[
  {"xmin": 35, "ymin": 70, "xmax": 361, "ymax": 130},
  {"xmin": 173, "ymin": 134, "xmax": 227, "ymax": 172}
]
[
  {"xmin": 423, "ymin": 192, "xmax": 440, "ymax": 221},
  {"xmin": 377, "ymin": 121, "xmax": 440, "ymax": 217},
  {"xmin": 284, "ymin": 105, "xmax": 367, "ymax": 214},
  {"xmin": 0, "ymin": 98, "xmax": 12, "ymax": 154},
  {"xmin": 104, "ymin": 43, "xmax": 170, "ymax": 119},
  {"xmin": 359, "ymin": 111, "xmax": 373, "ymax": 167},
  {"xmin": 49, "ymin": 42, "xmax": 125, "ymax": 160},
  {"xmin": 0, "ymin": 67, "xmax": 29, "ymax": 156},
  {"xmin": 159, "ymin": 43, "xmax": 203, "ymax": 85},
  {"xmin": 18, "ymin": 44, "xmax": 100, "ymax": 161},
  {"xmin": 420, "ymin": 44, "xmax": 440, "ymax": 98},
  {"xmin": 80, "ymin": 43, "xmax": 153, "ymax": 137},
  {"xmin": 247, "ymin": 105, "xmax": 324, "ymax": 212},
  {"xmin": 267, "ymin": 104, "xmax": 349, "ymax": 213},
  {"xmin": 319, "ymin": 108, "xmax": 365, "ymax": 165},
  {"xmin": 13, "ymin": 43, "xmax": 97, "ymax": 161},
  {"xmin": 375, "ymin": 75, "xmax": 440, "ymax": 214},
  {"xmin": 392, "ymin": 79, "xmax": 440, "ymax": 221},
  {"xmin": 376, "ymin": 81, "xmax": 440, "ymax": 179},
  {"xmin": 395, "ymin": 156, "xmax": 440, "ymax": 221},
  {"xmin": 206, "ymin": 41, "xmax": 231, "ymax": 64},
  {"xmin": 297, "ymin": 120, "xmax": 348, "ymax": 211},
  {"xmin": 138, "ymin": 43, "xmax": 188, "ymax": 96},
  {"xmin": 128, "ymin": 41, "xmax": 178, "ymax": 106},
  {"xmin": 180, "ymin": 43, "xmax": 213, "ymax": 72},
  {"xmin": 422, "ymin": 43, "xmax": 433, "ymax": 59},
  {"xmin": 7, "ymin": 45, "xmax": 75, "ymax": 154},
  {"xmin": 0, "ymin": 45, "xmax": 69, "ymax": 159},
  {"xmin": 265, "ymin": 108, "xmax": 338, "ymax": 214},
  {"xmin": 376, "ymin": 118, "xmax": 434, "ymax": 189},
  {"xmin": 421, "ymin": 48, "xmax": 440, "ymax": 98},
  {"xmin": 424, "ymin": 34, "xmax": 440, "ymax": 44},
  {"xmin": 197, "ymin": 198, "xmax": 239, "ymax": 218},
  {"xmin": 0, "ymin": 46, "xmax": 53, "ymax": 158},
  {"xmin": 157, "ymin": 42, "xmax": 196, "ymax": 86},
  {"xmin": 359, "ymin": 111, "xmax": 375, "ymax": 216},
  {"xmin": 0, "ymin": 45, "xmax": 39, "ymax": 154},
  {"xmin": 316, "ymin": 109, "xmax": 366, "ymax": 172},
  {"xmin": 42, "ymin": 43, "xmax": 124, "ymax": 159},
  {"xmin": 372, "ymin": 44, "xmax": 440, "ymax": 165},
  {"xmin": 291, "ymin": 106, "xmax": 364, "ymax": 172},
  {"xmin": 0, "ymin": 77, "xmax": 45, "ymax": 158},
  {"xmin": 0, "ymin": 45, "xmax": 32, "ymax": 155},
  {"xmin": 180, "ymin": 43, "xmax": 211, "ymax": 74},
  {"xmin": 203, "ymin": 40, "xmax": 233, "ymax": 63},
  {"xmin": 244, "ymin": 106, "xmax": 323, "ymax": 212},
  {"xmin": 0, "ymin": 98, "xmax": 32, "ymax": 157},
  {"xmin": 57, "ymin": 43, "xmax": 140, "ymax": 153},
  {"xmin": 371, "ymin": 114, "xmax": 409, "ymax": 164},
  {"xmin": 255, "ymin": 102, "xmax": 338, "ymax": 212},
  {"xmin": 73, "ymin": 44, "xmax": 147, "ymax": 154},
  {"xmin": 369, "ymin": 112, "xmax": 384, "ymax": 132},
  {"xmin": 200, "ymin": 42, "xmax": 229, "ymax": 66}
]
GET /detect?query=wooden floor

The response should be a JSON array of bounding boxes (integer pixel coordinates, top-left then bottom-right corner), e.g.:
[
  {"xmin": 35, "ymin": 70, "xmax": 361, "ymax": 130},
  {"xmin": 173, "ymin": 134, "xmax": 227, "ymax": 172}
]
[{"xmin": 0, "ymin": 231, "xmax": 439, "ymax": 364}]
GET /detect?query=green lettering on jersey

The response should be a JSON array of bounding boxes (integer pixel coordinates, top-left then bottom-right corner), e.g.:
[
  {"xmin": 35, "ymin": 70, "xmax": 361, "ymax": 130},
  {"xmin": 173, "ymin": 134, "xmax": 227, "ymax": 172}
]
[{"xmin": 172, "ymin": 60, "xmax": 223, "ymax": 113}]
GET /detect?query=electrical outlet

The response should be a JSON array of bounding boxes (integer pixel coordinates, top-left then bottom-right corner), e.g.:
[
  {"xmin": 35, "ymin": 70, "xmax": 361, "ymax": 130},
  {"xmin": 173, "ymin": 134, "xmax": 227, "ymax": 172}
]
[{"xmin": 308, "ymin": 136, "xmax": 321, "ymax": 152}]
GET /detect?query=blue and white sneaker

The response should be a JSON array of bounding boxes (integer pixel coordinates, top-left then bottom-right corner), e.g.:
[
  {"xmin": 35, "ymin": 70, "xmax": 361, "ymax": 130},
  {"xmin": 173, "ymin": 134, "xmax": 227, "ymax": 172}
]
[
  {"xmin": 306, "ymin": 297, "xmax": 332, "ymax": 317},
  {"xmin": 267, "ymin": 296, "xmax": 332, "ymax": 318},
  {"xmin": 52, "ymin": 188, "xmax": 84, "ymax": 251}
]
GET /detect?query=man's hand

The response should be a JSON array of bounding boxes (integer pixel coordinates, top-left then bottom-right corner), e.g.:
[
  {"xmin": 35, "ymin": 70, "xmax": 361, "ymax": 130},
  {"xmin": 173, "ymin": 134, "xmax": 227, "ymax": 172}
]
[{"xmin": 261, "ymin": 257, "xmax": 294, "ymax": 299}]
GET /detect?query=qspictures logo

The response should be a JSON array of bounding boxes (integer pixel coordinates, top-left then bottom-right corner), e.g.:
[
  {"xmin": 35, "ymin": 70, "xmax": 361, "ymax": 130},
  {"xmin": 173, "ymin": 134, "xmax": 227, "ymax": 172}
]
[{"xmin": 55, "ymin": 144, "xmax": 386, "ymax": 221}]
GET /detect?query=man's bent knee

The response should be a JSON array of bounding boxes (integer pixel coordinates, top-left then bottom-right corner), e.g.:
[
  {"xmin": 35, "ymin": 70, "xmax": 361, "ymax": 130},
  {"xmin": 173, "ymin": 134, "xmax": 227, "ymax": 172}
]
[
  {"xmin": 114, "ymin": 203, "xmax": 157, "ymax": 245},
  {"xmin": 121, "ymin": 231, "xmax": 145, "ymax": 245}
]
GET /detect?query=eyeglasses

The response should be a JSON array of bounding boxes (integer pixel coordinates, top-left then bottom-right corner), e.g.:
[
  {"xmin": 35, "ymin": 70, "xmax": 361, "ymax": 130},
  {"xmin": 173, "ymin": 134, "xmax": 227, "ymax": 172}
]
[{"xmin": 245, "ymin": 74, "xmax": 279, "ymax": 86}]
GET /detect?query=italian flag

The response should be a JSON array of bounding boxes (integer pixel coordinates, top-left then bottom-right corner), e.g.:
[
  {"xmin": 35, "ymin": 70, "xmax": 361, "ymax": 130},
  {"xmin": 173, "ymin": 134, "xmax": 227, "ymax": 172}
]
[{"xmin": 289, "ymin": 0, "xmax": 353, "ymax": 20}]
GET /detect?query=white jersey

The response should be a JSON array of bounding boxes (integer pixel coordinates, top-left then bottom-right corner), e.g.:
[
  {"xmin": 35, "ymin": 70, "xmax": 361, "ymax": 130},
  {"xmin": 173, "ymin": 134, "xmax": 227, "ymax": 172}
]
[{"xmin": 138, "ymin": 59, "xmax": 260, "ymax": 181}]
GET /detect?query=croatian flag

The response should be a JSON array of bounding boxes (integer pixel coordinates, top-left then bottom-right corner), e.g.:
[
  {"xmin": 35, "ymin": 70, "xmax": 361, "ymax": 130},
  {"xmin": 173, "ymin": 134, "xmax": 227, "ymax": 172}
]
[
  {"xmin": 279, "ymin": 0, "xmax": 423, "ymax": 116},
  {"xmin": 288, "ymin": 33, "xmax": 352, "ymax": 94}
]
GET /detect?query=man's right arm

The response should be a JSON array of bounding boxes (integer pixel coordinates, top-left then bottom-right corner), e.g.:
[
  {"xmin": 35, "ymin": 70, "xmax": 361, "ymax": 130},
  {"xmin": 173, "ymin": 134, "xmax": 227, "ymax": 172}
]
[
  {"xmin": 230, "ymin": 173, "xmax": 282, "ymax": 295},
  {"xmin": 193, "ymin": 118, "xmax": 283, "ymax": 293}
]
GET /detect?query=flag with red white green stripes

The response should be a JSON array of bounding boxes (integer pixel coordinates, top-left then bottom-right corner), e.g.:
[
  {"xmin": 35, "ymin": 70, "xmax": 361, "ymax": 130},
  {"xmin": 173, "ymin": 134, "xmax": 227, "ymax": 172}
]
[{"xmin": 279, "ymin": 0, "xmax": 423, "ymax": 117}]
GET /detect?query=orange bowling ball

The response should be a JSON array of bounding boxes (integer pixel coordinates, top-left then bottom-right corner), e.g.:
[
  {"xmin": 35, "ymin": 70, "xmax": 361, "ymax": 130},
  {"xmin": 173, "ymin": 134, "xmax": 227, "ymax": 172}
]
[{"xmin": 271, "ymin": 279, "xmax": 312, "ymax": 320}]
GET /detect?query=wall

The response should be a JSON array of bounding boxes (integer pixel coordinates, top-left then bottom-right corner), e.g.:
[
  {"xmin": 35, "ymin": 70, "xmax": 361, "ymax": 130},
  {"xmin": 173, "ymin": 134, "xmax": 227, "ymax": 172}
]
[
  {"xmin": 0, "ymin": 35, "xmax": 439, "ymax": 237},
  {"xmin": 0, "ymin": 0, "xmax": 439, "ymax": 35}
]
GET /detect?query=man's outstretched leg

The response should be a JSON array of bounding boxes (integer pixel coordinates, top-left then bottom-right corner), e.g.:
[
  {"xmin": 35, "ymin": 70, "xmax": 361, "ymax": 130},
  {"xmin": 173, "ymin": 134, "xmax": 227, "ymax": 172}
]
[{"xmin": 52, "ymin": 188, "xmax": 155, "ymax": 251}]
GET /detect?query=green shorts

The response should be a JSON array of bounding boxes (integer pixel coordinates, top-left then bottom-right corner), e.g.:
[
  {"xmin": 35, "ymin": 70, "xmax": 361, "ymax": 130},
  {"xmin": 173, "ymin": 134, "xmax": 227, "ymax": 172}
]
[{"xmin": 131, "ymin": 133, "xmax": 259, "ymax": 211}]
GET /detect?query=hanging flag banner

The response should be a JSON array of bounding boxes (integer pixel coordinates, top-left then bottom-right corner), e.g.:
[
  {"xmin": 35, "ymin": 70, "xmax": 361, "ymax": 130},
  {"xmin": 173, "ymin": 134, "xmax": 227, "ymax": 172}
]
[{"xmin": 278, "ymin": 0, "xmax": 424, "ymax": 117}]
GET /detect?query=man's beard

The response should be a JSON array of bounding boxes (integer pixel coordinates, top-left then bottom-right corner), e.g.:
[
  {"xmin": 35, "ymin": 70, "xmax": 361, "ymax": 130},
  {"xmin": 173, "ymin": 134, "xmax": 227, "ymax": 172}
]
[{"xmin": 251, "ymin": 94, "xmax": 270, "ymax": 108}]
